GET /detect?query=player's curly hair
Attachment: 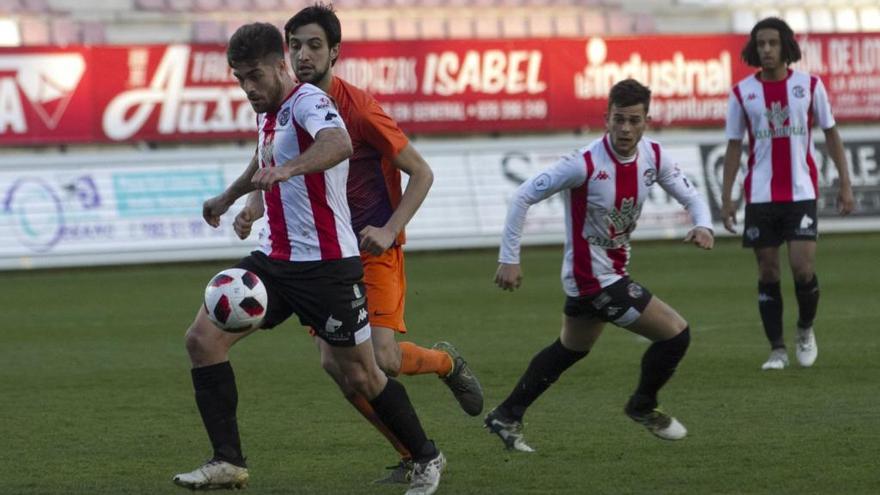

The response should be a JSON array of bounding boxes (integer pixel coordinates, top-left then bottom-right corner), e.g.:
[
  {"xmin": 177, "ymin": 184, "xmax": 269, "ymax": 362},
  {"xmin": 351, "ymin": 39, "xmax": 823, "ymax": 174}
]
[
  {"xmin": 608, "ymin": 78, "xmax": 651, "ymax": 113},
  {"xmin": 226, "ymin": 22, "xmax": 285, "ymax": 66},
  {"xmin": 284, "ymin": 3, "xmax": 342, "ymax": 66},
  {"xmin": 741, "ymin": 17, "xmax": 802, "ymax": 68}
]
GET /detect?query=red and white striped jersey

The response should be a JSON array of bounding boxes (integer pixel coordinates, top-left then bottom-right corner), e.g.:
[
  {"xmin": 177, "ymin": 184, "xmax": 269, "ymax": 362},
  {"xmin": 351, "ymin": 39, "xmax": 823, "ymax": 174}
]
[
  {"xmin": 499, "ymin": 135, "xmax": 713, "ymax": 297},
  {"xmin": 725, "ymin": 69, "xmax": 835, "ymax": 204},
  {"xmin": 254, "ymin": 83, "xmax": 359, "ymax": 262}
]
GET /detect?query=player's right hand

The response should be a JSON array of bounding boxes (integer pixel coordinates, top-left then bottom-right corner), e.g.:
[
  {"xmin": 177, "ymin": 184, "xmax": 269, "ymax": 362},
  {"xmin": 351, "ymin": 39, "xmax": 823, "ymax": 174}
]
[
  {"xmin": 495, "ymin": 263, "xmax": 522, "ymax": 291},
  {"xmin": 202, "ymin": 195, "xmax": 231, "ymax": 228},
  {"xmin": 720, "ymin": 199, "xmax": 737, "ymax": 234}
]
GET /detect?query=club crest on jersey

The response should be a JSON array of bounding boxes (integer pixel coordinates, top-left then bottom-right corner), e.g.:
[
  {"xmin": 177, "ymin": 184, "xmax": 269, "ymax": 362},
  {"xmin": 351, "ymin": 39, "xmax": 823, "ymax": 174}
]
[
  {"xmin": 643, "ymin": 168, "xmax": 656, "ymax": 186},
  {"xmin": 746, "ymin": 226, "xmax": 760, "ymax": 240},
  {"xmin": 792, "ymin": 85, "xmax": 806, "ymax": 98},
  {"xmin": 324, "ymin": 314, "xmax": 342, "ymax": 333},
  {"xmin": 278, "ymin": 106, "xmax": 290, "ymax": 126},
  {"xmin": 795, "ymin": 214, "xmax": 816, "ymax": 235}
]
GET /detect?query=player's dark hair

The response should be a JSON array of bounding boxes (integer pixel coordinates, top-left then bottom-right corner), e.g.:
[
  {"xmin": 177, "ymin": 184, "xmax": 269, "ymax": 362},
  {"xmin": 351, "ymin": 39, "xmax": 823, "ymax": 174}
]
[
  {"xmin": 227, "ymin": 22, "xmax": 284, "ymax": 66},
  {"xmin": 284, "ymin": 3, "xmax": 342, "ymax": 66},
  {"xmin": 741, "ymin": 17, "xmax": 802, "ymax": 67},
  {"xmin": 608, "ymin": 78, "xmax": 651, "ymax": 113}
]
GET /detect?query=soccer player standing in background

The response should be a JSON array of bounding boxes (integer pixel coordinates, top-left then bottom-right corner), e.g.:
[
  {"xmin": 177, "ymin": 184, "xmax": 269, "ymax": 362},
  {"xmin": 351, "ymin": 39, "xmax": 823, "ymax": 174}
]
[
  {"xmin": 233, "ymin": 3, "xmax": 481, "ymax": 489},
  {"xmin": 173, "ymin": 22, "xmax": 445, "ymax": 495},
  {"xmin": 485, "ymin": 79, "xmax": 714, "ymax": 452},
  {"xmin": 720, "ymin": 17, "xmax": 854, "ymax": 371}
]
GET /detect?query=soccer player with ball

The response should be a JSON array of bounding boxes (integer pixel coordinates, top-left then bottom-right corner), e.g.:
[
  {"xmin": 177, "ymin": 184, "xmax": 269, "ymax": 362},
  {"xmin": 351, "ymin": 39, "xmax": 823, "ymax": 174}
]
[
  {"xmin": 173, "ymin": 22, "xmax": 444, "ymax": 495},
  {"xmin": 486, "ymin": 79, "xmax": 714, "ymax": 451}
]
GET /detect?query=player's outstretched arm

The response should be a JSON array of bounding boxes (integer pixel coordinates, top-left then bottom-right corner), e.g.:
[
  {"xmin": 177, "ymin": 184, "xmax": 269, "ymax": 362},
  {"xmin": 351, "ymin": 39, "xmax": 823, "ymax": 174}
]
[
  {"xmin": 251, "ymin": 127, "xmax": 353, "ymax": 190},
  {"xmin": 683, "ymin": 226, "xmax": 715, "ymax": 250},
  {"xmin": 495, "ymin": 263, "xmax": 522, "ymax": 291},
  {"xmin": 360, "ymin": 144, "xmax": 434, "ymax": 256},
  {"xmin": 233, "ymin": 191, "xmax": 265, "ymax": 240},
  {"xmin": 720, "ymin": 139, "xmax": 743, "ymax": 233},
  {"xmin": 823, "ymin": 126, "xmax": 855, "ymax": 215},
  {"xmin": 203, "ymin": 151, "xmax": 259, "ymax": 227}
]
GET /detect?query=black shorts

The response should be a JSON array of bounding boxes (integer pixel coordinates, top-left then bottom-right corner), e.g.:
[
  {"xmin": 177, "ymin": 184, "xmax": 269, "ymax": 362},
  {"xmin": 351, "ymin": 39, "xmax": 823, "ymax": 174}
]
[
  {"xmin": 743, "ymin": 200, "xmax": 818, "ymax": 248},
  {"xmin": 235, "ymin": 251, "xmax": 370, "ymax": 347},
  {"xmin": 563, "ymin": 277, "xmax": 653, "ymax": 327}
]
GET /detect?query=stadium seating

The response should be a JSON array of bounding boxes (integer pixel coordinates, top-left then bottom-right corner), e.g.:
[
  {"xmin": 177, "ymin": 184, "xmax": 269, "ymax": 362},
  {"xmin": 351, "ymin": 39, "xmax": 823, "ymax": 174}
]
[{"xmin": 1, "ymin": 0, "xmax": 878, "ymax": 46}]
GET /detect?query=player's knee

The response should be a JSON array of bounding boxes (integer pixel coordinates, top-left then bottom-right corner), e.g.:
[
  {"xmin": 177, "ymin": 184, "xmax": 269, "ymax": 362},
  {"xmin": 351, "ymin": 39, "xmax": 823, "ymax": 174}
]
[
  {"xmin": 343, "ymin": 366, "xmax": 382, "ymax": 398},
  {"xmin": 792, "ymin": 269, "xmax": 815, "ymax": 285}
]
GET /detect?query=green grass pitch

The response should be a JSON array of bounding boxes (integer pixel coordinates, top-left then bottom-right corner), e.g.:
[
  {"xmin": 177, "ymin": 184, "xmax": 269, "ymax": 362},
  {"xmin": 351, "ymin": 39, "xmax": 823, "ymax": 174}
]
[{"xmin": 3, "ymin": 233, "xmax": 879, "ymax": 494}]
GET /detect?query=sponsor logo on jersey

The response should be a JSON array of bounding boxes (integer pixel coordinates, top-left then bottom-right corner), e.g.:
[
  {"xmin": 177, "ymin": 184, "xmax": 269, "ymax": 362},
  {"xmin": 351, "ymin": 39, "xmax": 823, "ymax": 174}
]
[{"xmin": 591, "ymin": 292, "xmax": 612, "ymax": 309}]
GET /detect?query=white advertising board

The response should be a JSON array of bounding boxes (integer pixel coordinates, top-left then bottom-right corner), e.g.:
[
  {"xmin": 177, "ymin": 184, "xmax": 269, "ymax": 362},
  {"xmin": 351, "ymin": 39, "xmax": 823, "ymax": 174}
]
[{"xmin": 2, "ymin": 129, "xmax": 878, "ymax": 269}]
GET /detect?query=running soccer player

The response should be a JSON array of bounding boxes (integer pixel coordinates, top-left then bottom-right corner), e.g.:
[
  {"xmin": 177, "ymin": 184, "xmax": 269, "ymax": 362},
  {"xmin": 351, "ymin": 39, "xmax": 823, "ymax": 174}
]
[
  {"xmin": 172, "ymin": 22, "xmax": 445, "ymax": 495},
  {"xmin": 485, "ymin": 78, "xmax": 714, "ymax": 452},
  {"xmin": 720, "ymin": 17, "xmax": 854, "ymax": 371}
]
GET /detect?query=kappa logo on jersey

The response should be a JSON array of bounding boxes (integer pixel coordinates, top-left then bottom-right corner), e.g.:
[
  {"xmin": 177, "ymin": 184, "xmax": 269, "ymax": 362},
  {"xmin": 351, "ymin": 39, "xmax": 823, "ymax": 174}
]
[
  {"xmin": 324, "ymin": 314, "xmax": 343, "ymax": 333},
  {"xmin": 278, "ymin": 106, "xmax": 290, "ymax": 126},
  {"xmin": 594, "ymin": 170, "xmax": 610, "ymax": 181},
  {"xmin": 0, "ymin": 53, "xmax": 86, "ymax": 133},
  {"xmin": 357, "ymin": 308, "xmax": 368, "ymax": 323},
  {"xmin": 792, "ymin": 85, "xmax": 806, "ymax": 98},
  {"xmin": 747, "ymin": 93, "xmax": 757, "ymax": 100},
  {"xmin": 642, "ymin": 168, "xmax": 656, "ymax": 186}
]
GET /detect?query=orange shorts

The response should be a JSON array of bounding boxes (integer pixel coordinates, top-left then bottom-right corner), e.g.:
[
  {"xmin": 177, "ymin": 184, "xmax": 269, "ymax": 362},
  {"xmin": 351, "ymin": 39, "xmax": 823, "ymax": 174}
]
[{"xmin": 361, "ymin": 245, "xmax": 407, "ymax": 333}]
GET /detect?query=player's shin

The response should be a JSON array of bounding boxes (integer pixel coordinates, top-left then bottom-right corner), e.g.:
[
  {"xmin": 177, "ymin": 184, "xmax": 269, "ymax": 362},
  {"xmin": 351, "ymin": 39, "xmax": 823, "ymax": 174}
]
[
  {"xmin": 369, "ymin": 378, "xmax": 437, "ymax": 462},
  {"xmin": 499, "ymin": 339, "xmax": 588, "ymax": 421},
  {"xmin": 629, "ymin": 327, "xmax": 690, "ymax": 412},
  {"xmin": 758, "ymin": 281, "xmax": 785, "ymax": 348},
  {"xmin": 191, "ymin": 361, "xmax": 246, "ymax": 466},
  {"xmin": 794, "ymin": 275, "xmax": 819, "ymax": 329}
]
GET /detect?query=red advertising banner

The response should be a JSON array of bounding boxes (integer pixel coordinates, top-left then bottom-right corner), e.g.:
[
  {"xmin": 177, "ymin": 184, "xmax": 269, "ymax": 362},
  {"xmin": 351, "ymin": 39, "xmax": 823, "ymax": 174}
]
[{"xmin": 1, "ymin": 33, "xmax": 878, "ymax": 145}]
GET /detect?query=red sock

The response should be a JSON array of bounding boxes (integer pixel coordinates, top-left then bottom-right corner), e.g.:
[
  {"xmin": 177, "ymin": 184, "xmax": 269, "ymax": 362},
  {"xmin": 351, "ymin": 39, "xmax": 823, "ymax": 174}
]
[
  {"xmin": 398, "ymin": 342, "xmax": 453, "ymax": 377},
  {"xmin": 348, "ymin": 394, "xmax": 411, "ymax": 460}
]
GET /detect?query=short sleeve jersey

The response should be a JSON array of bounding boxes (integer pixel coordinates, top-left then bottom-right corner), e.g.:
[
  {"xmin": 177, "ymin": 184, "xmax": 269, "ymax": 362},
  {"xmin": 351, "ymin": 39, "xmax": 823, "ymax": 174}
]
[
  {"xmin": 329, "ymin": 77, "xmax": 409, "ymax": 246},
  {"xmin": 254, "ymin": 83, "xmax": 360, "ymax": 262},
  {"xmin": 498, "ymin": 135, "xmax": 713, "ymax": 297},
  {"xmin": 725, "ymin": 69, "xmax": 835, "ymax": 204}
]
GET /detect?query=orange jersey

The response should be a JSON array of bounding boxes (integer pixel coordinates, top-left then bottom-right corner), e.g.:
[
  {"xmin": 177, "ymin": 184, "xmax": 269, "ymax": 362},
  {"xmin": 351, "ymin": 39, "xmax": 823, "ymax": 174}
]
[{"xmin": 329, "ymin": 76, "xmax": 409, "ymax": 246}]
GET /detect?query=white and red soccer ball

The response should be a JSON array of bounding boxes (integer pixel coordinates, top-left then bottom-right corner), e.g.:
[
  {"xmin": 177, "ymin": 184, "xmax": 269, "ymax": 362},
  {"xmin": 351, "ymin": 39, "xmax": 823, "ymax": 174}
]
[{"xmin": 204, "ymin": 268, "xmax": 268, "ymax": 333}]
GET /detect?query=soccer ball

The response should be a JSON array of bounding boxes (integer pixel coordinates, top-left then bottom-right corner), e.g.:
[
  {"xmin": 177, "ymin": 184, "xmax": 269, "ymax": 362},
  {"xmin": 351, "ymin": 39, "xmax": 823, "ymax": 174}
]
[{"xmin": 204, "ymin": 268, "xmax": 268, "ymax": 333}]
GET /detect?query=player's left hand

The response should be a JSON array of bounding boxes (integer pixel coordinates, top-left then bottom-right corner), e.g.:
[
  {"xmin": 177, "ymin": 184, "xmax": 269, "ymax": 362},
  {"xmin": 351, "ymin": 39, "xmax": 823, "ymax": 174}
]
[
  {"xmin": 684, "ymin": 226, "xmax": 714, "ymax": 250},
  {"xmin": 838, "ymin": 185, "xmax": 855, "ymax": 216},
  {"xmin": 251, "ymin": 166, "xmax": 292, "ymax": 191},
  {"xmin": 359, "ymin": 225, "xmax": 395, "ymax": 256}
]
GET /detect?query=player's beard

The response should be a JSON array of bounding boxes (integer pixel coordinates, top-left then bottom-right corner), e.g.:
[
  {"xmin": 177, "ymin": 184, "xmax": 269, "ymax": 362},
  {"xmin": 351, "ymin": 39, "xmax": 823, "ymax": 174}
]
[{"xmin": 297, "ymin": 64, "xmax": 330, "ymax": 86}]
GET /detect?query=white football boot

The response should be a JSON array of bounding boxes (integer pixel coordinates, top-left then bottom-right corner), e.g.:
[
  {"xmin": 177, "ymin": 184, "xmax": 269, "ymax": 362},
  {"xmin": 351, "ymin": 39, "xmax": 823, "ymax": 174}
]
[
  {"xmin": 761, "ymin": 348, "xmax": 790, "ymax": 371},
  {"xmin": 405, "ymin": 451, "xmax": 446, "ymax": 495},
  {"xmin": 172, "ymin": 459, "xmax": 249, "ymax": 490},
  {"xmin": 795, "ymin": 326, "xmax": 818, "ymax": 367}
]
